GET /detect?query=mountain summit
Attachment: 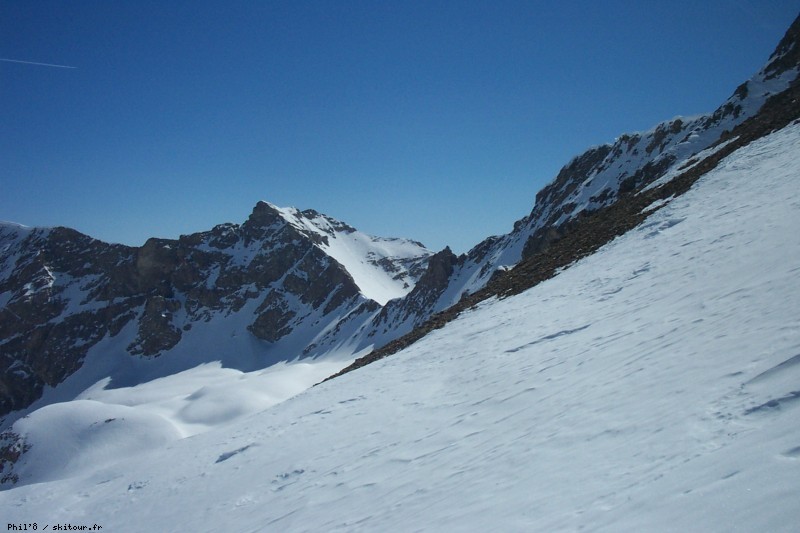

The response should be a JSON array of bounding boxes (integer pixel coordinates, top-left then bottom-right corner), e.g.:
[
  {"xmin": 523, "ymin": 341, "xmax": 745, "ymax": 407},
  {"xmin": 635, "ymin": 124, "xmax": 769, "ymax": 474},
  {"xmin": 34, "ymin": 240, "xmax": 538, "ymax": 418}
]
[{"xmin": 0, "ymin": 205, "xmax": 431, "ymax": 417}]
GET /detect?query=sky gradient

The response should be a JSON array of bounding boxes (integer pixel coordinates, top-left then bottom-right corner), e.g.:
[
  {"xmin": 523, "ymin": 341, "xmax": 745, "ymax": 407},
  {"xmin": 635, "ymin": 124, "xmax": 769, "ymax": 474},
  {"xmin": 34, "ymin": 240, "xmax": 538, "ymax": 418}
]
[{"xmin": 2, "ymin": 1, "xmax": 798, "ymax": 253}]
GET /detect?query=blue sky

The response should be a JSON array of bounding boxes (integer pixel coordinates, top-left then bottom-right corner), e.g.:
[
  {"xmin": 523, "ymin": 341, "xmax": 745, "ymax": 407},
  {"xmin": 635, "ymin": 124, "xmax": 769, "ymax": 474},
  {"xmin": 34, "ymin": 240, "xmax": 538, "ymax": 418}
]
[{"xmin": 1, "ymin": 1, "xmax": 798, "ymax": 254}]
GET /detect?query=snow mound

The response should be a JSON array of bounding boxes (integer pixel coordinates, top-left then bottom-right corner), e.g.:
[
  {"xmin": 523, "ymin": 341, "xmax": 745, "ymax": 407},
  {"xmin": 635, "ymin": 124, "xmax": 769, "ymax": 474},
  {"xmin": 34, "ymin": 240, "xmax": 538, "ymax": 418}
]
[{"xmin": 7, "ymin": 400, "xmax": 180, "ymax": 485}]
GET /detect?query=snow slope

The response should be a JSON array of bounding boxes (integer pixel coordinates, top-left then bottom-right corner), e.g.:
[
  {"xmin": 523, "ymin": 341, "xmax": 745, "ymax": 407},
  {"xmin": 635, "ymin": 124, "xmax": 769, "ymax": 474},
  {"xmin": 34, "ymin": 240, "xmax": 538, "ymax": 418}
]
[
  {"xmin": 266, "ymin": 203, "xmax": 431, "ymax": 305},
  {"xmin": 2, "ymin": 122, "xmax": 799, "ymax": 531}
]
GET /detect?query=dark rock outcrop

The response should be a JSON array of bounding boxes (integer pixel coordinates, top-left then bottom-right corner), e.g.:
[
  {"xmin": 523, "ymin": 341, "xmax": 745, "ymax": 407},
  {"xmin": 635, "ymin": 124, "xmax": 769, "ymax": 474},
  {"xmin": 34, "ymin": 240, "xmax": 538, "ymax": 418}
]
[{"xmin": 372, "ymin": 247, "xmax": 459, "ymax": 332}]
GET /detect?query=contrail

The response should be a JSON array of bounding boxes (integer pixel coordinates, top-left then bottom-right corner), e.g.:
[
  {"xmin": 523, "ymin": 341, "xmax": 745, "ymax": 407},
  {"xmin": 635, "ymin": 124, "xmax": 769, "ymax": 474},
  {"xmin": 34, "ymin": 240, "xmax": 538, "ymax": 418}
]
[{"xmin": 0, "ymin": 58, "xmax": 76, "ymax": 69}]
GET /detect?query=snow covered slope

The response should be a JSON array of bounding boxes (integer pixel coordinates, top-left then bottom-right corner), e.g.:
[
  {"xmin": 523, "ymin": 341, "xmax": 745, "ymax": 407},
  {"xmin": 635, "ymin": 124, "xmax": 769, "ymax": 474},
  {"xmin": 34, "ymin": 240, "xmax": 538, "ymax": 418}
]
[
  {"xmin": 2, "ymin": 117, "xmax": 798, "ymax": 531},
  {"xmin": 257, "ymin": 203, "xmax": 430, "ymax": 305}
]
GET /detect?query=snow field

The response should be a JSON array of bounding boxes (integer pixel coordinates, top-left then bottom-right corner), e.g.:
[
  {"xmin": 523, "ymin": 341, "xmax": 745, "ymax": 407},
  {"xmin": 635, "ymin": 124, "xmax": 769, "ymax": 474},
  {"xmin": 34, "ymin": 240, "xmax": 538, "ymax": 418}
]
[
  {"xmin": 4, "ymin": 358, "xmax": 352, "ymax": 485},
  {"xmin": 1, "ymin": 122, "xmax": 799, "ymax": 531}
]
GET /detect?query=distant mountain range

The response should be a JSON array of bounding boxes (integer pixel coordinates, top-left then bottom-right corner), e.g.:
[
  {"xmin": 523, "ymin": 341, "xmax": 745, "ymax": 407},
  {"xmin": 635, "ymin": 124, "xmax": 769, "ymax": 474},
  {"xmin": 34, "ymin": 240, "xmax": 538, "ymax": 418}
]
[
  {"xmin": 0, "ymin": 201, "xmax": 431, "ymax": 416},
  {"xmin": 1, "ymin": 13, "xmax": 798, "ymax": 429}
]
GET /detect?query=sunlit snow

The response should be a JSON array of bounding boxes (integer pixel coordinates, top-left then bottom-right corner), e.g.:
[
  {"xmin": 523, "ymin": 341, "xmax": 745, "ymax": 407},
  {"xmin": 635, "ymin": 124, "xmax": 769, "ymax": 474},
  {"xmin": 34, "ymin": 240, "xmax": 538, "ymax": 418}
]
[
  {"xmin": 266, "ymin": 202, "xmax": 432, "ymax": 305},
  {"xmin": 1, "ymin": 122, "xmax": 799, "ymax": 531}
]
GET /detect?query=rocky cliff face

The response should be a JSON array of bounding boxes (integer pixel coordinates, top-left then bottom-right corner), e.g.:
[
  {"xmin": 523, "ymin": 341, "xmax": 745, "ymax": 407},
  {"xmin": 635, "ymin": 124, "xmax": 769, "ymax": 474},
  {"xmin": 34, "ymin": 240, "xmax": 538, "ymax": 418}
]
[{"xmin": 0, "ymin": 203, "xmax": 431, "ymax": 417}]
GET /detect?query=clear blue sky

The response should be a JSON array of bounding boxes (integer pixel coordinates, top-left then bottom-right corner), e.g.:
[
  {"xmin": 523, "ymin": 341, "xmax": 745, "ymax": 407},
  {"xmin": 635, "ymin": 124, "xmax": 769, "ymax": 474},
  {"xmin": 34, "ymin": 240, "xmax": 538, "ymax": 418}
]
[{"xmin": 2, "ymin": 1, "xmax": 798, "ymax": 254}]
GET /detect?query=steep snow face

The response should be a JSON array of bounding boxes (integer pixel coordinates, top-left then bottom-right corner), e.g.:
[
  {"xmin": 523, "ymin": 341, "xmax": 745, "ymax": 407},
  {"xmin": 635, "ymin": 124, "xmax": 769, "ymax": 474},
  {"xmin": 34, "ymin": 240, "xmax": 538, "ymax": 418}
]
[
  {"xmin": 2, "ymin": 119, "xmax": 798, "ymax": 531},
  {"xmin": 263, "ymin": 203, "xmax": 432, "ymax": 305}
]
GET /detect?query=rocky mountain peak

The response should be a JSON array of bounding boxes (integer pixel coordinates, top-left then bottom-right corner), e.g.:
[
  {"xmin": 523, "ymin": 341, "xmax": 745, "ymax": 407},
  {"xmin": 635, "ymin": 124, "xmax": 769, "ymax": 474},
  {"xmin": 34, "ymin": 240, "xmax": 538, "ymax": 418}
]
[
  {"xmin": 247, "ymin": 200, "xmax": 283, "ymax": 225},
  {"xmin": 0, "ymin": 201, "xmax": 433, "ymax": 418},
  {"xmin": 239, "ymin": 201, "xmax": 298, "ymax": 245}
]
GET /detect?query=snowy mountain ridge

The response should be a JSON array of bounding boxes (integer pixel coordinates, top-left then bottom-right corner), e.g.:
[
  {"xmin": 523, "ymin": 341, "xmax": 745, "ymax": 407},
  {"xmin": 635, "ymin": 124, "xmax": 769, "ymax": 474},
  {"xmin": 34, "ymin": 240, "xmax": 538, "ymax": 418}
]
[
  {"xmin": 373, "ymin": 21, "xmax": 800, "ymax": 330},
  {"xmin": 259, "ymin": 201, "xmax": 431, "ymax": 305},
  {"xmin": 0, "ymin": 202, "xmax": 431, "ymax": 419}
]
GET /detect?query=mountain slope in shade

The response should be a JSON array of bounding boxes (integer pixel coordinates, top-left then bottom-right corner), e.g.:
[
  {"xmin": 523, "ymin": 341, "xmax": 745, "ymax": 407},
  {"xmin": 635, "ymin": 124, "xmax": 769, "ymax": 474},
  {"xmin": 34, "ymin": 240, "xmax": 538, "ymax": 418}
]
[{"xmin": 2, "ymin": 117, "xmax": 798, "ymax": 531}]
